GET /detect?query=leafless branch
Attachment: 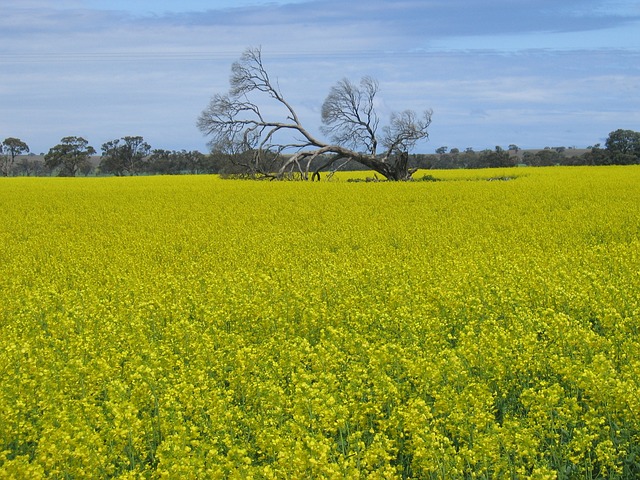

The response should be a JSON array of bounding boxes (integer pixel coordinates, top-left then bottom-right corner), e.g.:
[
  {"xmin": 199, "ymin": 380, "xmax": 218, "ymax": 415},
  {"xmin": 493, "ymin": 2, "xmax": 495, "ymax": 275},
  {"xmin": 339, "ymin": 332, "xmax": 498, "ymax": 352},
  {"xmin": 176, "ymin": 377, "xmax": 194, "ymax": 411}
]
[
  {"xmin": 321, "ymin": 77, "xmax": 379, "ymax": 155},
  {"xmin": 198, "ymin": 47, "xmax": 432, "ymax": 180},
  {"xmin": 381, "ymin": 110, "xmax": 433, "ymax": 161}
]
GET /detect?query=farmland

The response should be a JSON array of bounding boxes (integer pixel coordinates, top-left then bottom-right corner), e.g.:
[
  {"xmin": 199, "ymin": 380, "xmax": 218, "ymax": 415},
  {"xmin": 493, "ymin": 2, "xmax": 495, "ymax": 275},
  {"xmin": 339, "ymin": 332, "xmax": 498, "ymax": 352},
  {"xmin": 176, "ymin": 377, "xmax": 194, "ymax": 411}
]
[{"xmin": 1, "ymin": 166, "xmax": 639, "ymax": 478}]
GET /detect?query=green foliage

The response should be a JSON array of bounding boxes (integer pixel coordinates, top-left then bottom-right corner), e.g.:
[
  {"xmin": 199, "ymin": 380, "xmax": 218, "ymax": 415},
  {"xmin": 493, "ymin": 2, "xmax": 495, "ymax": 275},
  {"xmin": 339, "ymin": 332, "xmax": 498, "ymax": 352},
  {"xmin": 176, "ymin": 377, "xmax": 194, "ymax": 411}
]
[
  {"xmin": 605, "ymin": 129, "xmax": 640, "ymax": 164},
  {"xmin": 523, "ymin": 149, "xmax": 564, "ymax": 166},
  {"xmin": 44, "ymin": 136, "xmax": 96, "ymax": 177},
  {"xmin": 1, "ymin": 137, "xmax": 30, "ymax": 176},
  {"xmin": 99, "ymin": 136, "xmax": 151, "ymax": 176},
  {"xmin": 417, "ymin": 174, "xmax": 441, "ymax": 182}
]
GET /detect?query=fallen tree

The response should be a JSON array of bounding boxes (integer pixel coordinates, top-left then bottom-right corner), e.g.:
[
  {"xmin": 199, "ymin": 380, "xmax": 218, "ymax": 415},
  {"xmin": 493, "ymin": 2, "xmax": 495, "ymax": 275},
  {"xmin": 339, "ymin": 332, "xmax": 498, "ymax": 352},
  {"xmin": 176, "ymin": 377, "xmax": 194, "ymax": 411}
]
[{"xmin": 197, "ymin": 47, "xmax": 432, "ymax": 181}]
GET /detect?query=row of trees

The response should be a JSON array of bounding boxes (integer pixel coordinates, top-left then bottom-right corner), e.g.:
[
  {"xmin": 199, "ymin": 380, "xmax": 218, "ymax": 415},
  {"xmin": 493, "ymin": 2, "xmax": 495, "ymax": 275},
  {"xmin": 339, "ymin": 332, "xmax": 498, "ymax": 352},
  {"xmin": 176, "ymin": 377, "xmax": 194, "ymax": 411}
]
[
  {"xmin": 410, "ymin": 131, "xmax": 640, "ymax": 170},
  {"xmin": 97, "ymin": 137, "xmax": 217, "ymax": 176},
  {"xmin": 3, "ymin": 129, "xmax": 640, "ymax": 178},
  {"xmin": 0, "ymin": 136, "xmax": 231, "ymax": 177}
]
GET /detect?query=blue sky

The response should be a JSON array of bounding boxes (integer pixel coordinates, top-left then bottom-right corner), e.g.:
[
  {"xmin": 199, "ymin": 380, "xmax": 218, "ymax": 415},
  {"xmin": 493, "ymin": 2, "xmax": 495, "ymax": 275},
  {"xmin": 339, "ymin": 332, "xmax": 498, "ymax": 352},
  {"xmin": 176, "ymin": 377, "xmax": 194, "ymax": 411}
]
[{"xmin": 1, "ymin": 0, "xmax": 639, "ymax": 154}]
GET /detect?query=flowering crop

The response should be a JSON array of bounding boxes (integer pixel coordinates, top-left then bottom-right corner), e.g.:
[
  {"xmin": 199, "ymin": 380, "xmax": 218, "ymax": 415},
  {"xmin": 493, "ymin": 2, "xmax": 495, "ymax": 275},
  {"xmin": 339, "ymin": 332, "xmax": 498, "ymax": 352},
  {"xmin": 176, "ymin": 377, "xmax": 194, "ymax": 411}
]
[{"xmin": 1, "ymin": 167, "xmax": 639, "ymax": 478}]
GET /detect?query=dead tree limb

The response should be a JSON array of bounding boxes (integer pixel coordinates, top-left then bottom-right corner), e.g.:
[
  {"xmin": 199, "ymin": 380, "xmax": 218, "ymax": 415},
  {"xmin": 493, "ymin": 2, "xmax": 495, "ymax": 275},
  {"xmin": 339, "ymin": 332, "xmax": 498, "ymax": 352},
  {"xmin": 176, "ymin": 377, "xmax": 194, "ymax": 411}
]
[{"xmin": 198, "ymin": 47, "xmax": 432, "ymax": 181}]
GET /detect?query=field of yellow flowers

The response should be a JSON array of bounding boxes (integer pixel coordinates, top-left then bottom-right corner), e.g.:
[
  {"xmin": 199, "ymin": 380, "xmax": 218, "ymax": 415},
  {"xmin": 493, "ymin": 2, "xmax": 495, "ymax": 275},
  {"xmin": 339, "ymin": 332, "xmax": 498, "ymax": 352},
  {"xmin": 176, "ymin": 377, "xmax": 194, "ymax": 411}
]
[{"xmin": 1, "ymin": 166, "xmax": 639, "ymax": 479}]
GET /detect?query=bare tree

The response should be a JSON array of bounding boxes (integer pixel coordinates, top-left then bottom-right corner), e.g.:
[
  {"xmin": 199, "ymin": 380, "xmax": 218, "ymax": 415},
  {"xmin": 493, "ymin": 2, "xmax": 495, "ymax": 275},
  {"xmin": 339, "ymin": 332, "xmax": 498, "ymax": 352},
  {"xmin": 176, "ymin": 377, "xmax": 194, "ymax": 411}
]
[{"xmin": 197, "ymin": 47, "xmax": 432, "ymax": 180}]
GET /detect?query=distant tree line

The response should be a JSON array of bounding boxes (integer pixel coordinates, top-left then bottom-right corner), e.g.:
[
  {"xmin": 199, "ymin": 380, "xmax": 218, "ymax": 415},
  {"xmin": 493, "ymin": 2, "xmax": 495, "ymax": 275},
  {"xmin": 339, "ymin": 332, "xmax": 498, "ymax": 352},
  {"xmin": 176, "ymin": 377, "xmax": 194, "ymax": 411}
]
[
  {"xmin": 1, "ymin": 129, "xmax": 640, "ymax": 177},
  {"xmin": 0, "ymin": 136, "xmax": 246, "ymax": 177},
  {"xmin": 319, "ymin": 129, "xmax": 640, "ymax": 172},
  {"xmin": 418, "ymin": 129, "xmax": 640, "ymax": 170}
]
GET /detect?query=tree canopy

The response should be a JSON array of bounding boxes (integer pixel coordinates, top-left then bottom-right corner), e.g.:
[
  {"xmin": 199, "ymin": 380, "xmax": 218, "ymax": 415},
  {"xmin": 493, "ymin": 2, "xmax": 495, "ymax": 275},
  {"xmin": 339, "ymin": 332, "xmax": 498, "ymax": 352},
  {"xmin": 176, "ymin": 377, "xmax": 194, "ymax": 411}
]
[
  {"xmin": 604, "ymin": 129, "xmax": 640, "ymax": 165},
  {"xmin": 100, "ymin": 136, "xmax": 151, "ymax": 176},
  {"xmin": 1, "ymin": 137, "xmax": 30, "ymax": 176},
  {"xmin": 44, "ymin": 136, "xmax": 96, "ymax": 177},
  {"xmin": 198, "ymin": 47, "xmax": 433, "ymax": 181}
]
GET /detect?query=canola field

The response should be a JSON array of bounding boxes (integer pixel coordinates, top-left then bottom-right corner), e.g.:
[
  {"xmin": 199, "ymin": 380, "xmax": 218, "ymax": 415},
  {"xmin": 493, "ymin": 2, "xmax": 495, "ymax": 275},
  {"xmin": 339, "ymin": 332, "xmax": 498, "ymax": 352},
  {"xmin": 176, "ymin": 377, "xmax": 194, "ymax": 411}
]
[{"xmin": 1, "ymin": 166, "xmax": 639, "ymax": 479}]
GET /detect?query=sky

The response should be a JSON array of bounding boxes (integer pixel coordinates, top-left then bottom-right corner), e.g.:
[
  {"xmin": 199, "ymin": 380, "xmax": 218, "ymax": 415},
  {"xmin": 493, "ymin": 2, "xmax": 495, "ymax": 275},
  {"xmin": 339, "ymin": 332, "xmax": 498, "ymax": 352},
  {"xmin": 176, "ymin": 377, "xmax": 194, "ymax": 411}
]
[{"xmin": 1, "ymin": 0, "xmax": 639, "ymax": 155}]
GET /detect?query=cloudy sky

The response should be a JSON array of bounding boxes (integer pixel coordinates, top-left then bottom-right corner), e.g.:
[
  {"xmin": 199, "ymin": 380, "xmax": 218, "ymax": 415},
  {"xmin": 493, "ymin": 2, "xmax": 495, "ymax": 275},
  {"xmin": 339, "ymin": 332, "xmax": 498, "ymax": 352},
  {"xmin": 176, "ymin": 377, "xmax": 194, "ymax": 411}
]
[{"xmin": 1, "ymin": 0, "xmax": 639, "ymax": 154}]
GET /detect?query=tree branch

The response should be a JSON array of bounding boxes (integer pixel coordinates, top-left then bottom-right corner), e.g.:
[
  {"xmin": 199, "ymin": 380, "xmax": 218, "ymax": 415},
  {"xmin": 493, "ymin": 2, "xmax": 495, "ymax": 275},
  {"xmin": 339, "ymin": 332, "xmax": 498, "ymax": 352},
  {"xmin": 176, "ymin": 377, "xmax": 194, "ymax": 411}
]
[{"xmin": 198, "ymin": 47, "xmax": 432, "ymax": 181}]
